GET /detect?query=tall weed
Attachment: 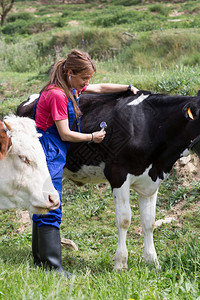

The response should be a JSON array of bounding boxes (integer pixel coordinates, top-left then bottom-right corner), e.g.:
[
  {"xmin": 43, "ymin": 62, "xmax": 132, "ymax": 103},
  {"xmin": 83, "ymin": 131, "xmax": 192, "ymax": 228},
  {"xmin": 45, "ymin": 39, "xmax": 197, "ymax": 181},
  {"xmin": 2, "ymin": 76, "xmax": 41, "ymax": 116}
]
[{"xmin": 0, "ymin": 39, "xmax": 40, "ymax": 72}]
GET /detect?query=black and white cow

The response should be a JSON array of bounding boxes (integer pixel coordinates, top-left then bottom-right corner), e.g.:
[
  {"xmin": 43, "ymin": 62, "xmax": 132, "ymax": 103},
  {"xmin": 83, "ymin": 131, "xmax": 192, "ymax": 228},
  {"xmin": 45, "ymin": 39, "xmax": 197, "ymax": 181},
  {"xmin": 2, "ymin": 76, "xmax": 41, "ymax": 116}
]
[{"xmin": 17, "ymin": 90, "xmax": 200, "ymax": 271}]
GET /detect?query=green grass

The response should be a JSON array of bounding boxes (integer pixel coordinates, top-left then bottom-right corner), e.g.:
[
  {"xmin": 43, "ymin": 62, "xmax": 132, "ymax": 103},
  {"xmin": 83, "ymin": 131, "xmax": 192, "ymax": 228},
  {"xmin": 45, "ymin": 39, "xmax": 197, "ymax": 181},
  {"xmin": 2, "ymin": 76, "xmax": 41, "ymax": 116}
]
[
  {"xmin": 0, "ymin": 72, "xmax": 48, "ymax": 119},
  {"xmin": 0, "ymin": 177, "xmax": 200, "ymax": 299},
  {"xmin": 1, "ymin": 64, "xmax": 200, "ymax": 119}
]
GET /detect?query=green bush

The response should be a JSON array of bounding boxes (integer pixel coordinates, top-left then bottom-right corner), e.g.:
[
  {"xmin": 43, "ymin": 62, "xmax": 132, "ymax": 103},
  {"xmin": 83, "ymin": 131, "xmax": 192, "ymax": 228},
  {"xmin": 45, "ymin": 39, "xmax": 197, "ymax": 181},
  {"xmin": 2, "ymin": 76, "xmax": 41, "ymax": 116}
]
[
  {"xmin": 2, "ymin": 19, "xmax": 60, "ymax": 35},
  {"xmin": 7, "ymin": 12, "xmax": 33, "ymax": 23},
  {"xmin": 36, "ymin": 4, "xmax": 83, "ymax": 16},
  {"xmin": 93, "ymin": 7, "xmax": 167, "ymax": 30},
  {"xmin": 55, "ymin": 18, "xmax": 65, "ymax": 28},
  {"xmin": 149, "ymin": 4, "xmax": 170, "ymax": 16},
  {"xmin": 2, "ymin": 20, "xmax": 30, "ymax": 35},
  {"xmin": 143, "ymin": 0, "xmax": 187, "ymax": 2},
  {"xmin": 189, "ymin": 17, "xmax": 200, "ymax": 28},
  {"xmin": 155, "ymin": 65, "xmax": 200, "ymax": 95},
  {"xmin": 62, "ymin": 10, "xmax": 70, "ymax": 18},
  {"xmin": 110, "ymin": 0, "xmax": 141, "ymax": 5},
  {"xmin": 93, "ymin": 10, "xmax": 144, "ymax": 27},
  {"xmin": 0, "ymin": 39, "xmax": 41, "ymax": 72}
]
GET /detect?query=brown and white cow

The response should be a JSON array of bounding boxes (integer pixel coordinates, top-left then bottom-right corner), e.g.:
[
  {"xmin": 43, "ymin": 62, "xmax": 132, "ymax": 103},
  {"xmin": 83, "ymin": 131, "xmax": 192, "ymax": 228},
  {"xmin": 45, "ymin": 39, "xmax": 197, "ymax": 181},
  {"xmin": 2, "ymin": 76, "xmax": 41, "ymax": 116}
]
[
  {"xmin": 17, "ymin": 90, "xmax": 200, "ymax": 271},
  {"xmin": 0, "ymin": 115, "xmax": 60, "ymax": 214}
]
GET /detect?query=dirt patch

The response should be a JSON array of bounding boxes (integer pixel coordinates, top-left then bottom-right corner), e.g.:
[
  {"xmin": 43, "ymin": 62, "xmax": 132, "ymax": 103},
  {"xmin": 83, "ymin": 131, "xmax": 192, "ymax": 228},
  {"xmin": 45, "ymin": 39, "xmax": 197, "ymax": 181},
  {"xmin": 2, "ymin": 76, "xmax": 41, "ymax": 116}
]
[
  {"xmin": 12, "ymin": 7, "xmax": 37, "ymax": 13},
  {"xmin": 25, "ymin": 7, "xmax": 37, "ymax": 13},
  {"xmin": 168, "ymin": 19, "xmax": 182, "ymax": 22},
  {"xmin": 133, "ymin": 199, "xmax": 200, "ymax": 236},
  {"xmin": 16, "ymin": 210, "xmax": 31, "ymax": 234},
  {"xmin": 169, "ymin": 10, "xmax": 184, "ymax": 17},
  {"xmin": 68, "ymin": 20, "xmax": 79, "ymax": 26},
  {"xmin": 175, "ymin": 153, "xmax": 200, "ymax": 186},
  {"xmin": 156, "ymin": 199, "xmax": 200, "ymax": 230},
  {"xmin": 155, "ymin": 154, "xmax": 200, "ymax": 229}
]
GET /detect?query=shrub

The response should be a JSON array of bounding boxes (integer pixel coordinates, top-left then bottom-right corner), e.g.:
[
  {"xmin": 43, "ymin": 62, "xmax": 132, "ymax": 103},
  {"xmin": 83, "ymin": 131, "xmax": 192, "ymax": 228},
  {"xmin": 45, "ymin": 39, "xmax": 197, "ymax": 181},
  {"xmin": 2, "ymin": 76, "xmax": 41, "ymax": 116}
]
[
  {"xmin": 55, "ymin": 18, "xmax": 65, "ymax": 28},
  {"xmin": 110, "ymin": 0, "xmax": 141, "ymax": 5},
  {"xmin": 62, "ymin": 10, "xmax": 70, "ymax": 18},
  {"xmin": 0, "ymin": 39, "xmax": 41, "ymax": 72},
  {"xmin": 93, "ymin": 11, "xmax": 144, "ymax": 27},
  {"xmin": 2, "ymin": 20, "xmax": 30, "ymax": 35},
  {"xmin": 7, "ymin": 12, "xmax": 33, "ymax": 23},
  {"xmin": 149, "ymin": 4, "xmax": 170, "ymax": 16},
  {"xmin": 2, "ymin": 19, "xmax": 59, "ymax": 35},
  {"xmin": 62, "ymin": 8, "xmax": 82, "ymax": 18}
]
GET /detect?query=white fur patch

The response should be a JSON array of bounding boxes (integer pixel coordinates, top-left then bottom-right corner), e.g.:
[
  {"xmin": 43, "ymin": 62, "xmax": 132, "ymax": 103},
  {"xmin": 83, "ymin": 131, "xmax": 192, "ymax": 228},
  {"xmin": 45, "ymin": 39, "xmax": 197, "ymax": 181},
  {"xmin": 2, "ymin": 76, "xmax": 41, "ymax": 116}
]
[
  {"xmin": 3, "ymin": 115, "xmax": 37, "ymax": 137},
  {"xmin": 64, "ymin": 162, "xmax": 168, "ymax": 196},
  {"xmin": 128, "ymin": 165, "xmax": 166, "ymax": 197},
  {"xmin": 23, "ymin": 94, "xmax": 40, "ymax": 106},
  {"xmin": 127, "ymin": 93, "xmax": 149, "ymax": 106}
]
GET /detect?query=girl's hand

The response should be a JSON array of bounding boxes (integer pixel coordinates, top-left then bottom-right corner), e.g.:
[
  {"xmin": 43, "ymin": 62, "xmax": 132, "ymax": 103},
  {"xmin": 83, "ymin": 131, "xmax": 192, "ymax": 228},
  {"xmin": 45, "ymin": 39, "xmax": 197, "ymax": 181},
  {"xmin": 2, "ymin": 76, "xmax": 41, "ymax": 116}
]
[
  {"xmin": 92, "ymin": 129, "xmax": 106, "ymax": 143},
  {"xmin": 131, "ymin": 85, "xmax": 139, "ymax": 94}
]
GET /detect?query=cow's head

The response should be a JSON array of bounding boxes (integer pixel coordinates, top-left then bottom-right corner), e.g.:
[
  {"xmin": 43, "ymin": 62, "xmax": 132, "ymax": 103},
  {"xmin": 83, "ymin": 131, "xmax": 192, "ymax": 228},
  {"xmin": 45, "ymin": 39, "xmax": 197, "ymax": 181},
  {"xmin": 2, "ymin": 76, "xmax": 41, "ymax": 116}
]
[
  {"xmin": 0, "ymin": 116, "xmax": 60, "ymax": 214},
  {"xmin": 182, "ymin": 100, "xmax": 200, "ymax": 158}
]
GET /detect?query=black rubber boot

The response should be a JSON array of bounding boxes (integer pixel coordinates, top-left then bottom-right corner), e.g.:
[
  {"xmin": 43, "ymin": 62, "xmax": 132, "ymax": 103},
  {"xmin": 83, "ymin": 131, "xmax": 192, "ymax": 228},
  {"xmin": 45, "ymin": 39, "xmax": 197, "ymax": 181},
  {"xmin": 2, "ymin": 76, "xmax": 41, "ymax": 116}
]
[
  {"xmin": 37, "ymin": 225, "xmax": 73, "ymax": 278},
  {"xmin": 32, "ymin": 222, "xmax": 42, "ymax": 267}
]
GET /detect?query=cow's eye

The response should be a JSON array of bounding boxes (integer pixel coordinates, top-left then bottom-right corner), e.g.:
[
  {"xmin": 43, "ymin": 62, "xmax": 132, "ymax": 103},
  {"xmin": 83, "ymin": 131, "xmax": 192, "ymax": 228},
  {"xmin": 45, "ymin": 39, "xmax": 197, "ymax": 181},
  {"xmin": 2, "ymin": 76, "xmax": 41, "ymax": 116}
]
[{"xmin": 18, "ymin": 155, "xmax": 31, "ymax": 165}]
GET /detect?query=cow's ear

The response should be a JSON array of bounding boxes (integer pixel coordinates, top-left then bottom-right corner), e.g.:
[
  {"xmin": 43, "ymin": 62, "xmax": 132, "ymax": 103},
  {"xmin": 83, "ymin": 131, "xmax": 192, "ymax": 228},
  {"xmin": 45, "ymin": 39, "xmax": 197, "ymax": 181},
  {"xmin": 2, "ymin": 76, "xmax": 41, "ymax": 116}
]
[
  {"xmin": 183, "ymin": 103, "xmax": 200, "ymax": 120},
  {"xmin": 0, "ymin": 131, "xmax": 12, "ymax": 160}
]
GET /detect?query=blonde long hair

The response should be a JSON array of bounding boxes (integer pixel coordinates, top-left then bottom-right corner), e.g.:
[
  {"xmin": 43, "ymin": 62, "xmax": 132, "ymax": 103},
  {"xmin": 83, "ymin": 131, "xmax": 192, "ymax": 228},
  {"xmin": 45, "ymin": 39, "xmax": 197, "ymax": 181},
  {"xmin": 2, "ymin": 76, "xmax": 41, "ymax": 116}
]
[{"xmin": 41, "ymin": 49, "xmax": 96, "ymax": 118}]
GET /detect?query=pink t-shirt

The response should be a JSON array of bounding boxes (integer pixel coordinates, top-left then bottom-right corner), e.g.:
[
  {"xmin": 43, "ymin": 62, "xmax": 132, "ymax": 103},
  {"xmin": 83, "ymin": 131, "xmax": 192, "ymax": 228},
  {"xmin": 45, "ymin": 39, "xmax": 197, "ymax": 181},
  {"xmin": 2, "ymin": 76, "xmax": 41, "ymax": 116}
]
[
  {"xmin": 35, "ymin": 85, "xmax": 68, "ymax": 131},
  {"xmin": 80, "ymin": 86, "xmax": 87, "ymax": 94}
]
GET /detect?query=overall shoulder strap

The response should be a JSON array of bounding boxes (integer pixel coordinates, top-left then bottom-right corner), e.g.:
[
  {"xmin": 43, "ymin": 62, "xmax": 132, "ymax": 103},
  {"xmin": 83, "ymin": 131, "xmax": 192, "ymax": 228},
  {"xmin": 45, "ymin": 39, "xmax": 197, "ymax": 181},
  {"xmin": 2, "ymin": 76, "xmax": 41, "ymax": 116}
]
[
  {"xmin": 71, "ymin": 88, "xmax": 81, "ymax": 133},
  {"xmin": 32, "ymin": 94, "xmax": 41, "ymax": 120}
]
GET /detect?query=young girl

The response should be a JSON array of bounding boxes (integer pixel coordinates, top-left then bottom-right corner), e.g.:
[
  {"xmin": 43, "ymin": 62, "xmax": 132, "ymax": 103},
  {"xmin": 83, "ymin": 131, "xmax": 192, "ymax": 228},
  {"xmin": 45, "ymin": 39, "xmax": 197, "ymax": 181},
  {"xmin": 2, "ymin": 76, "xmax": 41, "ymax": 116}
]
[{"xmin": 32, "ymin": 49, "xmax": 139, "ymax": 276}]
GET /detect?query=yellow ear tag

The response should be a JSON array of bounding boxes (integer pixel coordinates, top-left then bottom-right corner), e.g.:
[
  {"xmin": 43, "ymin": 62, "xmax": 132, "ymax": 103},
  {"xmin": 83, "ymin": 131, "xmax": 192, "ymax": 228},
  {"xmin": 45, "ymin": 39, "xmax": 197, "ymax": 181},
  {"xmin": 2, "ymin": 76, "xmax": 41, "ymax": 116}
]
[{"xmin": 188, "ymin": 107, "xmax": 194, "ymax": 120}]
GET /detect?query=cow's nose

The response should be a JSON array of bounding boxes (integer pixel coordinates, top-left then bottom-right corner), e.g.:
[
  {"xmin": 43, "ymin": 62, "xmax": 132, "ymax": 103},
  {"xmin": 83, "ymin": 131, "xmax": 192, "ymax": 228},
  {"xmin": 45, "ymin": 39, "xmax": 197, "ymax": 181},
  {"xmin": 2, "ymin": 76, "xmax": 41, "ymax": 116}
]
[{"xmin": 48, "ymin": 195, "xmax": 60, "ymax": 210}]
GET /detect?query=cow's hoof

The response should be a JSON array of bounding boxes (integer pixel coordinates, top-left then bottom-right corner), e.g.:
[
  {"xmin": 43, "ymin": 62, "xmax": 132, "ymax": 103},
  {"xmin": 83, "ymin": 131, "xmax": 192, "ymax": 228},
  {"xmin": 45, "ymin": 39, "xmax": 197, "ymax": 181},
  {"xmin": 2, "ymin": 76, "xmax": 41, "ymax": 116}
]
[
  {"xmin": 155, "ymin": 261, "xmax": 161, "ymax": 270},
  {"xmin": 113, "ymin": 260, "xmax": 128, "ymax": 273},
  {"xmin": 113, "ymin": 267, "xmax": 128, "ymax": 274},
  {"xmin": 145, "ymin": 258, "xmax": 161, "ymax": 270}
]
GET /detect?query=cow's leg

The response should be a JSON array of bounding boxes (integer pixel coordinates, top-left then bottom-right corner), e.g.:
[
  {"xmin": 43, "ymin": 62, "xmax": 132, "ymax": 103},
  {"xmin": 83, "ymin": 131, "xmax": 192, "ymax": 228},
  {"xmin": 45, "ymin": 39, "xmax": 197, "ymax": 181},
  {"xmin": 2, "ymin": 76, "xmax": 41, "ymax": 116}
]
[
  {"xmin": 138, "ymin": 190, "xmax": 160, "ymax": 268},
  {"xmin": 112, "ymin": 178, "xmax": 131, "ymax": 272}
]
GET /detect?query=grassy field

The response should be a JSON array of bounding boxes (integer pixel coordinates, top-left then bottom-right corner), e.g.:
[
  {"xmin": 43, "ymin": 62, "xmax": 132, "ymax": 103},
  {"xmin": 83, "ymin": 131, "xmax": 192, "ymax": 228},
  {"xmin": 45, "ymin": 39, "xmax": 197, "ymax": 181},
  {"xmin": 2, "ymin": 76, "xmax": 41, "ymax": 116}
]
[
  {"xmin": 0, "ymin": 0, "xmax": 200, "ymax": 299},
  {"xmin": 0, "ymin": 175, "xmax": 200, "ymax": 299}
]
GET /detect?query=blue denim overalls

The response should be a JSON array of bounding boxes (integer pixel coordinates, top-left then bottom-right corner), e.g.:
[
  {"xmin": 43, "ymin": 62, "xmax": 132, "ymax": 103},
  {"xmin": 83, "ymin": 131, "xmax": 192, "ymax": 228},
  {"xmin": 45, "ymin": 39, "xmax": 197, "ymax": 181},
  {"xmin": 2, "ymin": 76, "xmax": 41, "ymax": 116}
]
[{"xmin": 32, "ymin": 89, "xmax": 78, "ymax": 229}]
